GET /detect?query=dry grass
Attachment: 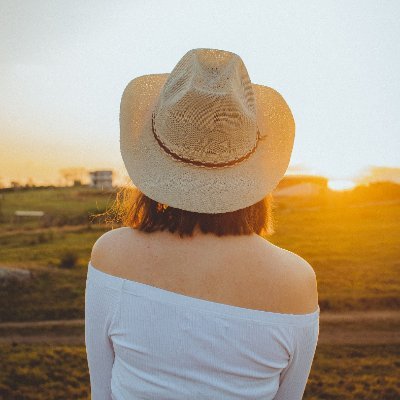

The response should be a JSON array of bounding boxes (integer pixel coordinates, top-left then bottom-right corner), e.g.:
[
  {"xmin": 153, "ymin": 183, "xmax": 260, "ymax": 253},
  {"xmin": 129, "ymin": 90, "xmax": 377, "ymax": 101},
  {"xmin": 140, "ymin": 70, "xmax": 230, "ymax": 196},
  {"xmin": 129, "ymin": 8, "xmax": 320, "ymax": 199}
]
[{"xmin": 0, "ymin": 343, "xmax": 398, "ymax": 399}]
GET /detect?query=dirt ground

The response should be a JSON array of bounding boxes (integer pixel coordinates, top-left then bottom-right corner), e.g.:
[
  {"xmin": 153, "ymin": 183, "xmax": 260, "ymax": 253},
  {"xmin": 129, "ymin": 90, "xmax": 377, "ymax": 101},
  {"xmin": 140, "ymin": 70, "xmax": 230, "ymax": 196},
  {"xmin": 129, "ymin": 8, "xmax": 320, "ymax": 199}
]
[{"xmin": 0, "ymin": 310, "xmax": 399, "ymax": 345}]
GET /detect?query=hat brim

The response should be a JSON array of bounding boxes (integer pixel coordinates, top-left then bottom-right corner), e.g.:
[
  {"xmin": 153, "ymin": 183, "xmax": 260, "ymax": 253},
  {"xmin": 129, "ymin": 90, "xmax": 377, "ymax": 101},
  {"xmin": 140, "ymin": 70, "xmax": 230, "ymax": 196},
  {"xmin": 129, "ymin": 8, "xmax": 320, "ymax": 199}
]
[{"xmin": 120, "ymin": 73, "xmax": 295, "ymax": 213}]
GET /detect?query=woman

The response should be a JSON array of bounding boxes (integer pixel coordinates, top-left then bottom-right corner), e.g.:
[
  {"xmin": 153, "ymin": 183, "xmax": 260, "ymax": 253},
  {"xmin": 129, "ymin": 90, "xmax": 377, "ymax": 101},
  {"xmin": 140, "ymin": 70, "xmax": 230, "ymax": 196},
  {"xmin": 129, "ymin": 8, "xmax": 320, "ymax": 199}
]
[{"xmin": 85, "ymin": 48, "xmax": 319, "ymax": 400}]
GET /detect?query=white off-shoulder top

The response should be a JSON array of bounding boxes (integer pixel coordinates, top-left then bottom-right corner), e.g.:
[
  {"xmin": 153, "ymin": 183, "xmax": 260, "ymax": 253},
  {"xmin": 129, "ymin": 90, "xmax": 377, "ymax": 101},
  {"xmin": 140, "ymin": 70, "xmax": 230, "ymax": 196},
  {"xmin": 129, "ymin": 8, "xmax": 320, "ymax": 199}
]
[{"xmin": 85, "ymin": 261, "xmax": 320, "ymax": 400}]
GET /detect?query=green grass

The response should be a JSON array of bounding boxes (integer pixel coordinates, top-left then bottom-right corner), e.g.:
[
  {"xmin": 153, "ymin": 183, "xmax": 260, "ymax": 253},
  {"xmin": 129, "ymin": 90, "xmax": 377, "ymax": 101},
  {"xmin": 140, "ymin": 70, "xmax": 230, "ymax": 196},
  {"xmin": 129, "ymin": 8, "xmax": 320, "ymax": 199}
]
[
  {"xmin": 0, "ymin": 186, "xmax": 399, "ymax": 322},
  {"xmin": 0, "ymin": 186, "xmax": 113, "ymax": 229},
  {"xmin": 0, "ymin": 266, "xmax": 86, "ymax": 322},
  {"xmin": 0, "ymin": 226, "xmax": 104, "ymax": 322},
  {"xmin": 0, "ymin": 344, "xmax": 89, "ymax": 399},
  {"xmin": 0, "ymin": 344, "xmax": 398, "ymax": 399},
  {"xmin": 0, "ymin": 226, "xmax": 101, "ymax": 268},
  {"xmin": 0, "ymin": 186, "xmax": 112, "ymax": 218}
]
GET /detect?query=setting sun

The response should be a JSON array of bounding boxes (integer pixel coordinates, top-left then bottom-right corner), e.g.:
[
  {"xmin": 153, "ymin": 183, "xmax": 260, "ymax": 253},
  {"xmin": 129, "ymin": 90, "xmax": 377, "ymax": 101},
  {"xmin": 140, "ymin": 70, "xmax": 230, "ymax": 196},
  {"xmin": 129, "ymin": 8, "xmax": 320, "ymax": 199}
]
[{"xmin": 328, "ymin": 179, "xmax": 356, "ymax": 191}]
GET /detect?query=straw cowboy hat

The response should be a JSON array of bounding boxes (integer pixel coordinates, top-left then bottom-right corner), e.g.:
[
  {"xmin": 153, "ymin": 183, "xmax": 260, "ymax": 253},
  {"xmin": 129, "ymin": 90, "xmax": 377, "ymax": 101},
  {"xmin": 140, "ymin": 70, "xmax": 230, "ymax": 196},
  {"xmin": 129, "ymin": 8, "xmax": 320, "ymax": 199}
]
[{"xmin": 120, "ymin": 48, "xmax": 295, "ymax": 213}]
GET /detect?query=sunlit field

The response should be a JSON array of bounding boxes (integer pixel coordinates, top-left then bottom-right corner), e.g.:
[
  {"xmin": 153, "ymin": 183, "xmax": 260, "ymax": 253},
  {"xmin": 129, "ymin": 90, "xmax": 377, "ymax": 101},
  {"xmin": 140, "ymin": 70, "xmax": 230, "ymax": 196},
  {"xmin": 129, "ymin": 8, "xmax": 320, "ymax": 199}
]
[
  {"xmin": 271, "ymin": 187, "xmax": 400, "ymax": 312},
  {"xmin": 0, "ymin": 182, "xmax": 399, "ymax": 398}
]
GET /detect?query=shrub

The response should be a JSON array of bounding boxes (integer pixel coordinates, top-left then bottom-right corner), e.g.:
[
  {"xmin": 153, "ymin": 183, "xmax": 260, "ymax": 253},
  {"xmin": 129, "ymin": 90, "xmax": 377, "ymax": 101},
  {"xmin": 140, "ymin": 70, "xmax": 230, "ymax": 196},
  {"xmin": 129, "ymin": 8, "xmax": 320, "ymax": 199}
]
[{"xmin": 59, "ymin": 250, "xmax": 78, "ymax": 269}]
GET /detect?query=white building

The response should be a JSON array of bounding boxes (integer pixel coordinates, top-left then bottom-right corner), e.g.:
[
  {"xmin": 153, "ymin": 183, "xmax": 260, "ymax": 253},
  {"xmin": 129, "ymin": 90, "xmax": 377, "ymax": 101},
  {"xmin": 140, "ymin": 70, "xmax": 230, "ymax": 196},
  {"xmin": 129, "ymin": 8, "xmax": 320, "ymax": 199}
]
[{"xmin": 89, "ymin": 170, "xmax": 113, "ymax": 189}]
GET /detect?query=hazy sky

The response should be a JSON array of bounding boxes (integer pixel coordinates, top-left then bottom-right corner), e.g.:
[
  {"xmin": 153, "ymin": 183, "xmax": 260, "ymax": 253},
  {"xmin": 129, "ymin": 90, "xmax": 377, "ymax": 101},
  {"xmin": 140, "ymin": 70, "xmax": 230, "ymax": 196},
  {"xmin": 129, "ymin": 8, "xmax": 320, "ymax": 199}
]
[{"xmin": 1, "ymin": 0, "xmax": 399, "ymax": 186}]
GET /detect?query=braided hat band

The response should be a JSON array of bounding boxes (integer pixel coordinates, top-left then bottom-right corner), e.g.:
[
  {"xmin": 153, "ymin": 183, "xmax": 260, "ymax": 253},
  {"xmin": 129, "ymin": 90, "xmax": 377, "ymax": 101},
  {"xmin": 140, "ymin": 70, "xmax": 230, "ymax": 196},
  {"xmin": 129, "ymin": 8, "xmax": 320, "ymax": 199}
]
[{"xmin": 151, "ymin": 112, "xmax": 265, "ymax": 168}]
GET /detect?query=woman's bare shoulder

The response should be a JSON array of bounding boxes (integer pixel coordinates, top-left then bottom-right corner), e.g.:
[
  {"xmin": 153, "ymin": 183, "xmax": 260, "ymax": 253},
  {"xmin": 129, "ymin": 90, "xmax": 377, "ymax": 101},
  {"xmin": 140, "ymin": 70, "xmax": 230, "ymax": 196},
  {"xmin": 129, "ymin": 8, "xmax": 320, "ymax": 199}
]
[
  {"xmin": 257, "ymin": 239, "xmax": 319, "ymax": 313},
  {"xmin": 90, "ymin": 228, "xmax": 319, "ymax": 314},
  {"xmin": 90, "ymin": 227, "xmax": 138, "ymax": 273},
  {"xmin": 258, "ymin": 238, "xmax": 315, "ymax": 275},
  {"xmin": 91, "ymin": 227, "xmax": 135, "ymax": 248}
]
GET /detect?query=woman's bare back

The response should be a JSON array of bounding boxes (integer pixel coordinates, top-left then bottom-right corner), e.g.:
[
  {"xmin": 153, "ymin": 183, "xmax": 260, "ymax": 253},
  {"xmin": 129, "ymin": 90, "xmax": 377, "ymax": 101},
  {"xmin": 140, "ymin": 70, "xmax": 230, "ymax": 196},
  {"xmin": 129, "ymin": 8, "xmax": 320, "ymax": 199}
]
[{"xmin": 90, "ymin": 226, "xmax": 318, "ymax": 314}]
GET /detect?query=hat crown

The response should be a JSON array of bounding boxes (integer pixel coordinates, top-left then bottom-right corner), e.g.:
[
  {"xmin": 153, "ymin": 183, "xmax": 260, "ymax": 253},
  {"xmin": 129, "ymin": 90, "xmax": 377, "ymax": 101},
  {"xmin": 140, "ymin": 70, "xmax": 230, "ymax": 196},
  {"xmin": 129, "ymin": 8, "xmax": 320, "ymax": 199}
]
[{"xmin": 152, "ymin": 48, "xmax": 260, "ymax": 166}]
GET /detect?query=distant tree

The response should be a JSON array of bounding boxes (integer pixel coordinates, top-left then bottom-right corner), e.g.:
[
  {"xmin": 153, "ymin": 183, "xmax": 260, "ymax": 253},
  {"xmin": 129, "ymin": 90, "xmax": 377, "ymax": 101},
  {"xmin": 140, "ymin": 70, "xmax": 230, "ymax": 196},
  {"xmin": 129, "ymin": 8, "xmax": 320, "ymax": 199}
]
[
  {"xmin": 11, "ymin": 180, "xmax": 21, "ymax": 189},
  {"xmin": 25, "ymin": 177, "xmax": 36, "ymax": 188},
  {"xmin": 59, "ymin": 167, "xmax": 87, "ymax": 187}
]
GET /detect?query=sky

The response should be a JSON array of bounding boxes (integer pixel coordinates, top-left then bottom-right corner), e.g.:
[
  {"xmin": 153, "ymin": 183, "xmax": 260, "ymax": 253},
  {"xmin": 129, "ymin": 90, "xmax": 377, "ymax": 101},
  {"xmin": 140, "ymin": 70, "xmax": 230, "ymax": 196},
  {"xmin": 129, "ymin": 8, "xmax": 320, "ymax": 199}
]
[{"xmin": 1, "ymin": 0, "xmax": 399, "ymax": 187}]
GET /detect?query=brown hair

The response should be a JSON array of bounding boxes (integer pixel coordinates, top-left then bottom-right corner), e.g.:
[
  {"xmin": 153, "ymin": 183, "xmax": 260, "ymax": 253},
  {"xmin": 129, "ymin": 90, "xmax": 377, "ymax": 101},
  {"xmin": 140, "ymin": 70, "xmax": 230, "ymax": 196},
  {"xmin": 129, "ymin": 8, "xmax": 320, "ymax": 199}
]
[{"xmin": 99, "ymin": 185, "xmax": 275, "ymax": 238}]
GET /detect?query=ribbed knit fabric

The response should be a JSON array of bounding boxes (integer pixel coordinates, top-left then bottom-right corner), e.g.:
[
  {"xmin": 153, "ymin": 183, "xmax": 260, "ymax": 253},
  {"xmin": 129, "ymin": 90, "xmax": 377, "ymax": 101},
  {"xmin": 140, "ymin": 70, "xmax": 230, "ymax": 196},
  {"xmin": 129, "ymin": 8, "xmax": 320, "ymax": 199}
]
[{"xmin": 85, "ymin": 261, "xmax": 320, "ymax": 400}]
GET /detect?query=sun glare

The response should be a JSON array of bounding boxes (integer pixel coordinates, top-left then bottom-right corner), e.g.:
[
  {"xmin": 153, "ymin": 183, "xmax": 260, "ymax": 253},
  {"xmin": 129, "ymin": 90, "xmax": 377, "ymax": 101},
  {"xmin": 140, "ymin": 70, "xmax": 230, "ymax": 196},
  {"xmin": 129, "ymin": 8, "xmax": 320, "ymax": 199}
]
[{"xmin": 328, "ymin": 179, "xmax": 356, "ymax": 191}]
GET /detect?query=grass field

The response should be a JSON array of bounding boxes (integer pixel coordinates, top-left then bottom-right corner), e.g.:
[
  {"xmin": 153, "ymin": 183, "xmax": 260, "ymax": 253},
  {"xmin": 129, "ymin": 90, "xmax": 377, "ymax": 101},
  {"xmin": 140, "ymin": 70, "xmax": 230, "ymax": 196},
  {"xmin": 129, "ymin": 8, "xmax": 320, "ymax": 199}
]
[
  {"xmin": 0, "ymin": 184, "xmax": 399, "ymax": 398},
  {"xmin": 0, "ymin": 185, "xmax": 399, "ymax": 321},
  {"xmin": 271, "ymin": 196, "xmax": 400, "ymax": 312},
  {"xmin": 0, "ymin": 343, "xmax": 398, "ymax": 400}
]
